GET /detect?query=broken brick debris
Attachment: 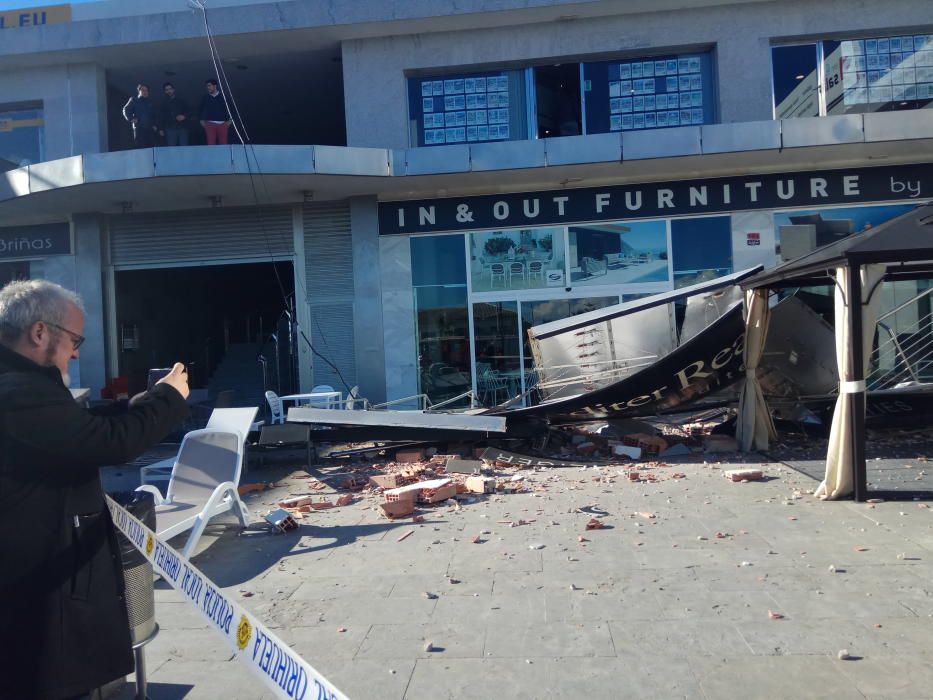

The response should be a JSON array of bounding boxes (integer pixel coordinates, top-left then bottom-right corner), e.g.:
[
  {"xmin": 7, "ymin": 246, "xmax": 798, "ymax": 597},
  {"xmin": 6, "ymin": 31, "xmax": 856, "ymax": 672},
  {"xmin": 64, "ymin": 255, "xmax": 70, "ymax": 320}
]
[
  {"xmin": 395, "ymin": 448, "xmax": 426, "ymax": 463},
  {"xmin": 380, "ymin": 500, "xmax": 415, "ymax": 519},
  {"xmin": 237, "ymin": 482, "xmax": 268, "ymax": 495},
  {"xmin": 724, "ymin": 469, "xmax": 764, "ymax": 482},
  {"xmin": 465, "ymin": 476, "xmax": 496, "ymax": 494}
]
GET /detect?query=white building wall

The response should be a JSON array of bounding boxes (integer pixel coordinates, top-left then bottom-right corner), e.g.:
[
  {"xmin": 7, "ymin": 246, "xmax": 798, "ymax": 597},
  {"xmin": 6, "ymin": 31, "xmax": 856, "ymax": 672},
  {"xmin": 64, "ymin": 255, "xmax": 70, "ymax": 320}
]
[
  {"xmin": 0, "ymin": 63, "xmax": 107, "ymax": 161},
  {"xmin": 342, "ymin": 0, "xmax": 933, "ymax": 149}
]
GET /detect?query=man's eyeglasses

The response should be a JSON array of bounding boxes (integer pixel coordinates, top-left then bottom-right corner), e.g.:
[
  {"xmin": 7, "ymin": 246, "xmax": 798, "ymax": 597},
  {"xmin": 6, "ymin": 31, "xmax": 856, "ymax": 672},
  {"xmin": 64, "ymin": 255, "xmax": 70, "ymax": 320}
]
[{"xmin": 43, "ymin": 321, "xmax": 85, "ymax": 351}]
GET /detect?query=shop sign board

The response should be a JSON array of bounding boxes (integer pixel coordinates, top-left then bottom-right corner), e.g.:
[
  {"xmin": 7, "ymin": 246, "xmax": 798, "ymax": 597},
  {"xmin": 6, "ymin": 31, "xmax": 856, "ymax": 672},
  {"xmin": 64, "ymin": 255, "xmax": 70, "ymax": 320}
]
[
  {"xmin": 0, "ymin": 4, "xmax": 70, "ymax": 30},
  {"xmin": 0, "ymin": 223, "xmax": 71, "ymax": 259},
  {"xmin": 379, "ymin": 163, "xmax": 930, "ymax": 235}
]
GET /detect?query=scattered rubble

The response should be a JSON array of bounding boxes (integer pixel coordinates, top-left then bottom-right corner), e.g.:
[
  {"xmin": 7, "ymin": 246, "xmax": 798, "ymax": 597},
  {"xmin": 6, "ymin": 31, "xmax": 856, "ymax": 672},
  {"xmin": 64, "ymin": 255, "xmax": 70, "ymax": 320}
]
[{"xmin": 725, "ymin": 469, "xmax": 765, "ymax": 482}]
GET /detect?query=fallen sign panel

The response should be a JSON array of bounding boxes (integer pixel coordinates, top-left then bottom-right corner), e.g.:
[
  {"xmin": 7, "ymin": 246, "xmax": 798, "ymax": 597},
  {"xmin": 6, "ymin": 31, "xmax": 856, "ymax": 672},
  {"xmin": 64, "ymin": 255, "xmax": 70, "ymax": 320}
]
[
  {"xmin": 288, "ymin": 406, "xmax": 508, "ymax": 433},
  {"xmin": 499, "ymin": 304, "xmax": 746, "ymax": 424}
]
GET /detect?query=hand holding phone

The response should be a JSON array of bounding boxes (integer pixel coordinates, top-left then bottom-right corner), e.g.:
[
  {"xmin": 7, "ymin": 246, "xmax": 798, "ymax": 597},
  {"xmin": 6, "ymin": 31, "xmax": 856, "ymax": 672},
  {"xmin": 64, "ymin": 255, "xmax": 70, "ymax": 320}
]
[{"xmin": 156, "ymin": 362, "xmax": 190, "ymax": 400}]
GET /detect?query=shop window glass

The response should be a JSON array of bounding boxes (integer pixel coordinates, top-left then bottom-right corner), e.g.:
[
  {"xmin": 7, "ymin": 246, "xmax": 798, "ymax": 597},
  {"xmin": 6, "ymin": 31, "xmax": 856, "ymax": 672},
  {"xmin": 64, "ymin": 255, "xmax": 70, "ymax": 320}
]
[
  {"xmin": 411, "ymin": 234, "xmax": 471, "ymax": 404},
  {"xmin": 829, "ymin": 34, "xmax": 933, "ymax": 115},
  {"xmin": 534, "ymin": 64, "xmax": 582, "ymax": 138},
  {"xmin": 408, "ymin": 69, "xmax": 528, "ymax": 147},
  {"xmin": 414, "ymin": 285, "xmax": 472, "ymax": 404},
  {"xmin": 771, "ymin": 44, "xmax": 820, "ymax": 118},
  {"xmin": 469, "ymin": 228, "xmax": 566, "ymax": 293},
  {"xmin": 568, "ymin": 220, "xmax": 670, "ymax": 286},
  {"xmin": 582, "ymin": 52, "xmax": 715, "ymax": 134},
  {"xmin": 0, "ymin": 102, "xmax": 44, "ymax": 172},
  {"xmin": 411, "ymin": 234, "xmax": 467, "ymax": 286},
  {"xmin": 670, "ymin": 216, "xmax": 733, "ymax": 288},
  {"xmin": 473, "ymin": 301, "xmax": 522, "ymax": 405}
]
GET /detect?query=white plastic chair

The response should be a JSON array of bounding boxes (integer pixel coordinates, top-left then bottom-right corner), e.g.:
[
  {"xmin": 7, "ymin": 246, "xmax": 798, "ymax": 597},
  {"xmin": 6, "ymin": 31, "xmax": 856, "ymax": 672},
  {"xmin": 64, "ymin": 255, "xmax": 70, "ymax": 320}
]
[
  {"xmin": 136, "ymin": 429, "xmax": 249, "ymax": 559},
  {"xmin": 527, "ymin": 260, "xmax": 544, "ymax": 281},
  {"xmin": 344, "ymin": 385, "xmax": 369, "ymax": 410},
  {"xmin": 265, "ymin": 390, "xmax": 285, "ymax": 424},
  {"xmin": 140, "ymin": 406, "xmax": 258, "ymax": 486},
  {"xmin": 309, "ymin": 384, "xmax": 338, "ymax": 409}
]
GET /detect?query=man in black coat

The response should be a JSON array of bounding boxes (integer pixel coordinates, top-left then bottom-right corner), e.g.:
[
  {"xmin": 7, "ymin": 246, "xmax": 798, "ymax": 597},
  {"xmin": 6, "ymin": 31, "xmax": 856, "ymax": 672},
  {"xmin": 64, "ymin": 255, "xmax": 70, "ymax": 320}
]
[
  {"xmin": 158, "ymin": 82, "xmax": 190, "ymax": 146},
  {"xmin": 0, "ymin": 279, "xmax": 190, "ymax": 700},
  {"xmin": 122, "ymin": 83, "xmax": 157, "ymax": 148}
]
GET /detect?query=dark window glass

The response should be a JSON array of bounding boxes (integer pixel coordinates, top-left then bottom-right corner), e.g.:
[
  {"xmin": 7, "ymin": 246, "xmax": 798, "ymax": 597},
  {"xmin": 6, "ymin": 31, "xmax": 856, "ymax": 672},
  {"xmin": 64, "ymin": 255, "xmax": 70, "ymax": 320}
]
[
  {"xmin": 771, "ymin": 44, "xmax": 819, "ymax": 118},
  {"xmin": 582, "ymin": 52, "xmax": 714, "ymax": 134},
  {"xmin": 411, "ymin": 234, "xmax": 466, "ymax": 286},
  {"xmin": 473, "ymin": 300, "xmax": 521, "ymax": 405},
  {"xmin": 670, "ymin": 216, "xmax": 733, "ymax": 288},
  {"xmin": 0, "ymin": 103, "xmax": 44, "ymax": 172},
  {"xmin": 414, "ymin": 285, "xmax": 472, "ymax": 405},
  {"xmin": 0, "ymin": 261, "xmax": 30, "ymax": 286},
  {"xmin": 408, "ymin": 70, "xmax": 527, "ymax": 147},
  {"xmin": 534, "ymin": 64, "xmax": 582, "ymax": 138}
]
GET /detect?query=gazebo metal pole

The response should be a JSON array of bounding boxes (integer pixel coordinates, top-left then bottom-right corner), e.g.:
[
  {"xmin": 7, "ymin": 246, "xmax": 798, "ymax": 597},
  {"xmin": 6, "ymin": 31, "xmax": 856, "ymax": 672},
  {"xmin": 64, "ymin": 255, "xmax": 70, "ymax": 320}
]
[{"xmin": 846, "ymin": 263, "xmax": 868, "ymax": 502}]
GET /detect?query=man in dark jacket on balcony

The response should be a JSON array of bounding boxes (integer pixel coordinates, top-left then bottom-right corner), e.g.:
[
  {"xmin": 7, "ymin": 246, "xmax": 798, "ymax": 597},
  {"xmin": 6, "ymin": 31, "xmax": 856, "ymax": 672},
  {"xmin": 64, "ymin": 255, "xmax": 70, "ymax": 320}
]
[
  {"xmin": 199, "ymin": 78, "xmax": 232, "ymax": 145},
  {"xmin": 122, "ymin": 83, "xmax": 157, "ymax": 148},
  {"xmin": 158, "ymin": 82, "xmax": 190, "ymax": 146},
  {"xmin": 0, "ymin": 279, "xmax": 190, "ymax": 700}
]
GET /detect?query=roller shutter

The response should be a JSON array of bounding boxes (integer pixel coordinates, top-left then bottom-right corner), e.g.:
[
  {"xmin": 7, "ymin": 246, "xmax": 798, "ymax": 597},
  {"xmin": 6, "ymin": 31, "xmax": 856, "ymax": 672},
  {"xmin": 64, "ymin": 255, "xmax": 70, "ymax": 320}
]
[
  {"xmin": 109, "ymin": 206, "xmax": 294, "ymax": 267},
  {"xmin": 303, "ymin": 201, "xmax": 356, "ymax": 390}
]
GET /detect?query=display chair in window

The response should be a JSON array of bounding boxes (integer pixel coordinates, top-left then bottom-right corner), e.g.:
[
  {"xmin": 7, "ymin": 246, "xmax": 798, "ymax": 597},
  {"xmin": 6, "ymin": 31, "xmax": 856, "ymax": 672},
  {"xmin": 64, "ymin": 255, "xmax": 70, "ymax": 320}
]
[
  {"xmin": 508, "ymin": 262, "xmax": 526, "ymax": 285},
  {"xmin": 489, "ymin": 263, "xmax": 506, "ymax": 287}
]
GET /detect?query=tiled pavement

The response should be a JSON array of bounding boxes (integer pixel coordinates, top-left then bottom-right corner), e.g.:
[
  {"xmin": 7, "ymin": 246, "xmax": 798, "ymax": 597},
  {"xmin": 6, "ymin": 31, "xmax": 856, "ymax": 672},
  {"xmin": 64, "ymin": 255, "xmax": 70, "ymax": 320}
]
[{"xmin": 109, "ymin": 450, "xmax": 933, "ymax": 699}]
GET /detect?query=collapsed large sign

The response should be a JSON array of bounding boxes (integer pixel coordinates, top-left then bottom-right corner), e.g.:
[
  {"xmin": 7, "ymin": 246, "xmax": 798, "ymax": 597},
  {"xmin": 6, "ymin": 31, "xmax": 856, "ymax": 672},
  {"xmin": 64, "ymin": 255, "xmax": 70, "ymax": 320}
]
[
  {"xmin": 379, "ymin": 163, "xmax": 930, "ymax": 235},
  {"xmin": 503, "ymin": 305, "xmax": 746, "ymax": 424}
]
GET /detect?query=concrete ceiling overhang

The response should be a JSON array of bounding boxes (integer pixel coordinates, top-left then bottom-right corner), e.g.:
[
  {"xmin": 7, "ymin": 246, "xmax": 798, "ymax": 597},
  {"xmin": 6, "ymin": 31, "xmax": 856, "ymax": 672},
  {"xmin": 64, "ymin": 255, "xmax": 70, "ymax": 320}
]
[
  {"xmin": 0, "ymin": 0, "xmax": 777, "ymax": 68},
  {"xmin": 2, "ymin": 130, "xmax": 932, "ymax": 226}
]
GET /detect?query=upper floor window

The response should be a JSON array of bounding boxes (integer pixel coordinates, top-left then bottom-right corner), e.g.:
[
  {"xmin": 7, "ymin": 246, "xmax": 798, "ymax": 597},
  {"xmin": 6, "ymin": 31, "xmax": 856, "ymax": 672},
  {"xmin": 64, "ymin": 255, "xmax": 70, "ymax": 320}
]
[
  {"xmin": 408, "ymin": 70, "xmax": 529, "ymax": 147},
  {"xmin": 407, "ymin": 48, "xmax": 717, "ymax": 147},
  {"xmin": 582, "ymin": 52, "xmax": 716, "ymax": 133},
  {"xmin": 772, "ymin": 32, "xmax": 933, "ymax": 118},
  {"xmin": 0, "ymin": 102, "xmax": 43, "ymax": 172}
]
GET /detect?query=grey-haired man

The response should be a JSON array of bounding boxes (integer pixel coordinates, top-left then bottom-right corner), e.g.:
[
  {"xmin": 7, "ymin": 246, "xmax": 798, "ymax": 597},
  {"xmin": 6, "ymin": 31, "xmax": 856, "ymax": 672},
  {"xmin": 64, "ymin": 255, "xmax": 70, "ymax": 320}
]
[{"xmin": 0, "ymin": 279, "xmax": 189, "ymax": 700}]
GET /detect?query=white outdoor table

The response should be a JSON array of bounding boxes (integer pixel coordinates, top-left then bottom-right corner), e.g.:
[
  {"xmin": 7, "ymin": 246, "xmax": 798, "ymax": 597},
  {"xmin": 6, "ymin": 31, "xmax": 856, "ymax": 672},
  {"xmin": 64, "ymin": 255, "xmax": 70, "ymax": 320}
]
[{"xmin": 279, "ymin": 391, "xmax": 342, "ymax": 409}]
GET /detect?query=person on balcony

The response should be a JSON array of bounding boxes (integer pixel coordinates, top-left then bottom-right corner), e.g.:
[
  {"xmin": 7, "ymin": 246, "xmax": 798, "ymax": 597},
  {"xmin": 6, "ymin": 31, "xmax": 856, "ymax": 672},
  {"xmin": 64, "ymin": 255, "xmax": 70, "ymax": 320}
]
[
  {"xmin": 121, "ymin": 84, "xmax": 156, "ymax": 148},
  {"xmin": 199, "ymin": 78, "xmax": 232, "ymax": 145},
  {"xmin": 158, "ymin": 82, "xmax": 190, "ymax": 146}
]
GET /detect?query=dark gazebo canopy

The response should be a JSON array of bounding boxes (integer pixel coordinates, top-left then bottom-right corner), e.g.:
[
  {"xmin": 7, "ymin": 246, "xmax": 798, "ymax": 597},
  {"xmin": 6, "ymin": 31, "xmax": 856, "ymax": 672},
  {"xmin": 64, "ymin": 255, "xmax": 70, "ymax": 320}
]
[{"xmin": 742, "ymin": 203, "xmax": 933, "ymax": 289}]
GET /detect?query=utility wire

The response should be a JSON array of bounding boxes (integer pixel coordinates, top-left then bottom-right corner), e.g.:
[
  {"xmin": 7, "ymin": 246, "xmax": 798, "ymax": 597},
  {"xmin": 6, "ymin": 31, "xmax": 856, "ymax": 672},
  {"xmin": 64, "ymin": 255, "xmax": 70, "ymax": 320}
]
[{"xmin": 189, "ymin": 0, "xmax": 354, "ymax": 395}]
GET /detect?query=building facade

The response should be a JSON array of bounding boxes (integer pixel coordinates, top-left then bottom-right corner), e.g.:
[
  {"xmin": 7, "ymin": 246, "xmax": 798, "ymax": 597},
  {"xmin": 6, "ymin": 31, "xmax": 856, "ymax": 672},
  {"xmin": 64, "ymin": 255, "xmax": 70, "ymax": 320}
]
[{"xmin": 0, "ymin": 0, "xmax": 930, "ymax": 405}]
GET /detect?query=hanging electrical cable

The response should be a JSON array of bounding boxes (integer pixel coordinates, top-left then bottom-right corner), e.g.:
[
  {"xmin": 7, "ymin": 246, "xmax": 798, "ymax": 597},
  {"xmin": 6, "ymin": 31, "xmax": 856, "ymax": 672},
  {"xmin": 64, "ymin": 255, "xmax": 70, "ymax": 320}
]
[{"xmin": 188, "ymin": 0, "xmax": 354, "ymax": 396}]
